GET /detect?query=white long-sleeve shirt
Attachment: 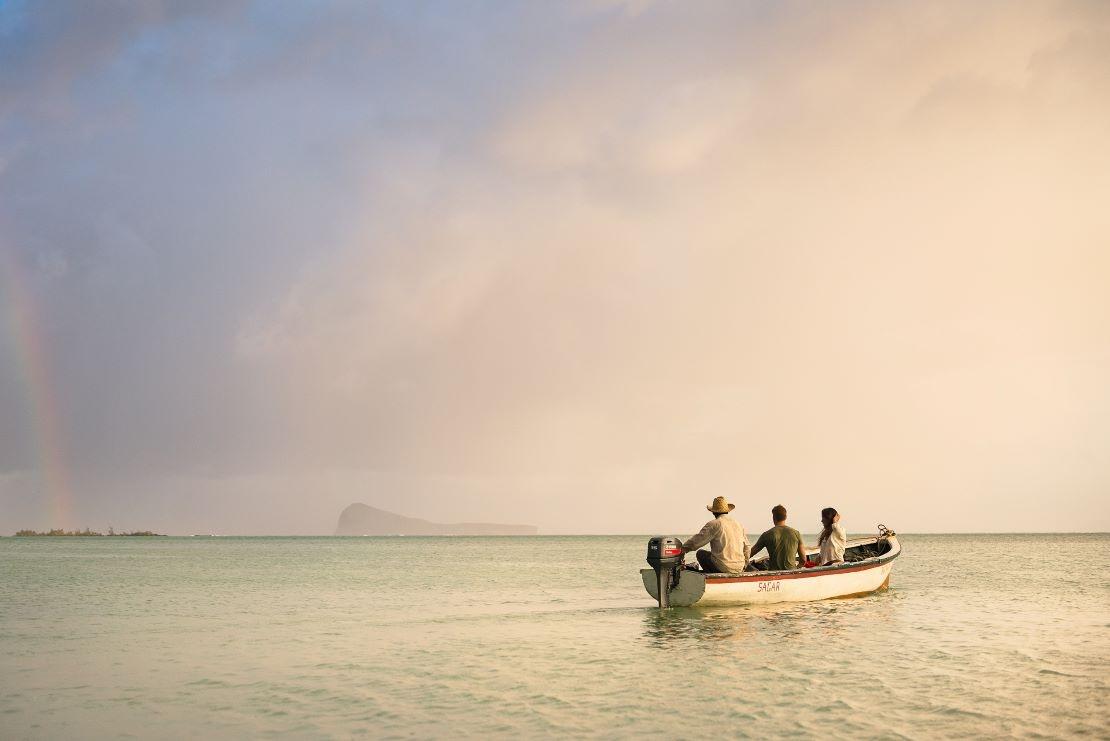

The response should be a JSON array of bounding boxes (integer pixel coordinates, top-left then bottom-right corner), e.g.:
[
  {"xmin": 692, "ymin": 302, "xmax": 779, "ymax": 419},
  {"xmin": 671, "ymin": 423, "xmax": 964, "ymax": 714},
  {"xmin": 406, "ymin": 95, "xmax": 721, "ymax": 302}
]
[
  {"xmin": 683, "ymin": 515, "xmax": 749, "ymax": 572},
  {"xmin": 819, "ymin": 523, "xmax": 847, "ymax": 564}
]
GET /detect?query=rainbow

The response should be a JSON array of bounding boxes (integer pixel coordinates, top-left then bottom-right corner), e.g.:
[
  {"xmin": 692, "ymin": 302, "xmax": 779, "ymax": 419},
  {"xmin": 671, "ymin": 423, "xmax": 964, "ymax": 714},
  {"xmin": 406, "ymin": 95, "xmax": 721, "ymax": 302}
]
[{"xmin": 0, "ymin": 244, "xmax": 75, "ymax": 529}]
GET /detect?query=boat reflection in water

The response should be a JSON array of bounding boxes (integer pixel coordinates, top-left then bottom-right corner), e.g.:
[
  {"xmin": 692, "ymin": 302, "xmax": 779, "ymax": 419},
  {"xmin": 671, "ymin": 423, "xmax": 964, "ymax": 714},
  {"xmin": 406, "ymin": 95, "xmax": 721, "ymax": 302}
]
[{"xmin": 640, "ymin": 588, "xmax": 901, "ymax": 648}]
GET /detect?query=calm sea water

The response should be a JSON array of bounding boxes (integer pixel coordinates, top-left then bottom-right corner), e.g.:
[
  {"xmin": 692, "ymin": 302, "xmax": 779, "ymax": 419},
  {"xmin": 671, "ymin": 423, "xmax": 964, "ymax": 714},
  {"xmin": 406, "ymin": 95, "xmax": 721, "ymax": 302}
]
[{"xmin": 1, "ymin": 534, "xmax": 1107, "ymax": 739}]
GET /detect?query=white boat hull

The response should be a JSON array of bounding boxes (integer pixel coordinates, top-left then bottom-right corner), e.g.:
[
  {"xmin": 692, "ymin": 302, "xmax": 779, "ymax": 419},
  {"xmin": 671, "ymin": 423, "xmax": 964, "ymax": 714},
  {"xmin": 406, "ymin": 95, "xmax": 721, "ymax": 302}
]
[{"xmin": 642, "ymin": 536, "xmax": 900, "ymax": 606}]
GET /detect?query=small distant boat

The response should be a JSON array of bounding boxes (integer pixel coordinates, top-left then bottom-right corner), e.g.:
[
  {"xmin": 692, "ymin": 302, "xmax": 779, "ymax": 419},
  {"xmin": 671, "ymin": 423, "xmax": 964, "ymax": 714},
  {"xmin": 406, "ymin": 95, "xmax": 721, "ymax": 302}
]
[{"xmin": 643, "ymin": 526, "xmax": 901, "ymax": 607}]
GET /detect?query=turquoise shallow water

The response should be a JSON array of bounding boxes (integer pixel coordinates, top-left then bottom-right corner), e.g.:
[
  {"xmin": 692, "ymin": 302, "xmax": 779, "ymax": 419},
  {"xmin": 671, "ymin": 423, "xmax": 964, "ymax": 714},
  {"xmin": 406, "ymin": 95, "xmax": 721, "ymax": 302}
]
[{"xmin": 1, "ymin": 534, "xmax": 1107, "ymax": 738}]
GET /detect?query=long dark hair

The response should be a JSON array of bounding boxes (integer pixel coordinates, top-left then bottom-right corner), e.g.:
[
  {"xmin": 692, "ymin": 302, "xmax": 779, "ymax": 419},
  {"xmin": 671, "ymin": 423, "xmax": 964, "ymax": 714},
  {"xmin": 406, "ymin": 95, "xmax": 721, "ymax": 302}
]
[{"xmin": 818, "ymin": 507, "xmax": 838, "ymax": 546}]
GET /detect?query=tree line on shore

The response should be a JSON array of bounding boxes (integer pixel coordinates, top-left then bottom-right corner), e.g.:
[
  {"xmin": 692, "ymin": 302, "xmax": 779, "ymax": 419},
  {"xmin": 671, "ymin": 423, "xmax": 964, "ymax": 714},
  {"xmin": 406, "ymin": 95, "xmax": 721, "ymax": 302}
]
[{"xmin": 13, "ymin": 528, "xmax": 164, "ymax": 536}]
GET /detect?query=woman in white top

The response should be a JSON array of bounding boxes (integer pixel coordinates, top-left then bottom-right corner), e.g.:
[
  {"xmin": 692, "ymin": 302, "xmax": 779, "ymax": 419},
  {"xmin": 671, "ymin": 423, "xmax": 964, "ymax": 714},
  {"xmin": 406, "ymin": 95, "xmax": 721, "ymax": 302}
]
[{"xmin": 818, "ymin": 507, "xmax": 846, "ymax": 565}]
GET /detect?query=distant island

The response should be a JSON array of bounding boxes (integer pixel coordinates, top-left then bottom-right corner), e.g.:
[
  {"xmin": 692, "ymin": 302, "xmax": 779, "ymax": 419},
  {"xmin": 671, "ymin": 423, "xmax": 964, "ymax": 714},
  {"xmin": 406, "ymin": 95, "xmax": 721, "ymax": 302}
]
[
  {"xmin": 336, "ymin": 503, "xmax": 538, "ymax": 536},
  {"xmin": 14, "ymin": 528, "xmax": 165, "ymax": 536}
]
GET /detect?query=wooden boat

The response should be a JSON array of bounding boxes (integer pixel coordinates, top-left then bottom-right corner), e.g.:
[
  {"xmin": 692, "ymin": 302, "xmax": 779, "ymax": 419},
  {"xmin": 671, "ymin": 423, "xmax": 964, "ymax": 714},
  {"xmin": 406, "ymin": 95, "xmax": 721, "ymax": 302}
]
[{"xmin": 642, "ymin": 527, "xmax": 900, "ymax": 607}]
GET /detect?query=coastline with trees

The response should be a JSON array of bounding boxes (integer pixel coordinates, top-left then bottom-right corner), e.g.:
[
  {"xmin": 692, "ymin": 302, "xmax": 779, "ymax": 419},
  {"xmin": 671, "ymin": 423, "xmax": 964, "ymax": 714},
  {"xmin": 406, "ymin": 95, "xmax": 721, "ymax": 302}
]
[{"xmin": 13, "ymin": 528, "xmax": 165, "ymax": 536}]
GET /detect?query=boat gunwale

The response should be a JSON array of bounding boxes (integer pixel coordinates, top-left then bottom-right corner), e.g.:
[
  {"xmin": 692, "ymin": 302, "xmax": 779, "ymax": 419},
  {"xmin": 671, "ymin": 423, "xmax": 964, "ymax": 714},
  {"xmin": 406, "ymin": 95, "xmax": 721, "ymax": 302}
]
[{"xmin": 701, "ymin": 536, "xmax": 901, "ymax": 584}]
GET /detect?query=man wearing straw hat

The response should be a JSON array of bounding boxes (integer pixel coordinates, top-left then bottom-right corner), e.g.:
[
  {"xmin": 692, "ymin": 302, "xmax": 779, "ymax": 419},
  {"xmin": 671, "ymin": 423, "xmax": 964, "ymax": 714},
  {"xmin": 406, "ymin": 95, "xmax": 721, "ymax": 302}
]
[{"xmin": 682, "ymin": 496, "xmax": 751, "ymax": 574}]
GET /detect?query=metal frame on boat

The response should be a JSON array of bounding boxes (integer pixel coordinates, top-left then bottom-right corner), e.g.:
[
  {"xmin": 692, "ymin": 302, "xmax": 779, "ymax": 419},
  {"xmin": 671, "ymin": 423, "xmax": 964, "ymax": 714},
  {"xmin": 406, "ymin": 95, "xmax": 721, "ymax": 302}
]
[{"xmin": 642, "ymin": 529, "xmax": 901, "ymax": 607}]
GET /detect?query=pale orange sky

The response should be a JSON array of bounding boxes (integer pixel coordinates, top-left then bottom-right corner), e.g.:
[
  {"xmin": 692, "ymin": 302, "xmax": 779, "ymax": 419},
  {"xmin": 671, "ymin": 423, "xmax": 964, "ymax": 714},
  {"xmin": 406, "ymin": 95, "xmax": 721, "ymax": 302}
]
[{"xmin": 1, "ymin": 1, "xmax": 1107, "ymax": 534}]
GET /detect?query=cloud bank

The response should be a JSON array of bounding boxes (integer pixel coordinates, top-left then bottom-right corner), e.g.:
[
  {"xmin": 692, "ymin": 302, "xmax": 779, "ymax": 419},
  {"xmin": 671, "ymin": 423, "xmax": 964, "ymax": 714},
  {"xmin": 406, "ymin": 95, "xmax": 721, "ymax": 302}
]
[{"xmin": 1, "ymin": 1, "xmax": 1108, "ymax": 533}]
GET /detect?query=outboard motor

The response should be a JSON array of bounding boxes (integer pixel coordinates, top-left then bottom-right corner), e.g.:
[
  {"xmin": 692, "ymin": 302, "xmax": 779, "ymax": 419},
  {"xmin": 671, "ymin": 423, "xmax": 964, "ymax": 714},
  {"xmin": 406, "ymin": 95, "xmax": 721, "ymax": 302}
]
[{"xmin": 646, "ymin": 536, "xmax": 684, "ymax": 608}]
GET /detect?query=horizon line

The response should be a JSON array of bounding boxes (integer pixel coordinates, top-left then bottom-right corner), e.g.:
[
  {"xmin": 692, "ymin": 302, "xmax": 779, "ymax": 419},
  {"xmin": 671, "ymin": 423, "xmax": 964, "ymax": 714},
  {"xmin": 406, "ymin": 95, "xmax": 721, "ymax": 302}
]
[{"xmin": 4, "ymin": 531, "xmax": 1108, "ymax": 537}]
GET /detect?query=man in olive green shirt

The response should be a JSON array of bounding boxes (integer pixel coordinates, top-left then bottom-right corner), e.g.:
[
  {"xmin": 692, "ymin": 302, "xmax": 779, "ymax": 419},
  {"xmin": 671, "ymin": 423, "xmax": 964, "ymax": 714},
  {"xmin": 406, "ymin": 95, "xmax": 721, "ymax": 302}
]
[{"xmin": 748, "ymin": 504, "xmax": 807, "ymax": 571}]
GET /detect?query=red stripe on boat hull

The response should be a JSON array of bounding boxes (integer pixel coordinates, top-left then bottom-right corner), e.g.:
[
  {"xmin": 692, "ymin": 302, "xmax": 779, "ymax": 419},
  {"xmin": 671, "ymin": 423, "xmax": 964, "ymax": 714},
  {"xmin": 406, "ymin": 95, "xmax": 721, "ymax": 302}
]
[{"xmin": 704, "ymin": 560, "xmax": 885, "ymax": 584}]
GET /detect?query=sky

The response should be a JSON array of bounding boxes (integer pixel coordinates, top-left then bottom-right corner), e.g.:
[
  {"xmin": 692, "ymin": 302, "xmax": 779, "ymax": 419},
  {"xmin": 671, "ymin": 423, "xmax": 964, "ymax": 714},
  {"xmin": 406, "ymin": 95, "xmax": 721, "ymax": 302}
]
[{"xmin": 1, "ymin": 0, "xmax": 1108, "ymax": 535}]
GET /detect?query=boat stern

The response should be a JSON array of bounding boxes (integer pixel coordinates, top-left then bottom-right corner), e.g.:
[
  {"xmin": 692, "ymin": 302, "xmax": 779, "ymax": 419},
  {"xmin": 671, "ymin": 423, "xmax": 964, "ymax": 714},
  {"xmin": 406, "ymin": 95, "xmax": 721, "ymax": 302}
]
[{"xmin": 640, "ymin": 567, "xmax": 705, "ymax": 607}]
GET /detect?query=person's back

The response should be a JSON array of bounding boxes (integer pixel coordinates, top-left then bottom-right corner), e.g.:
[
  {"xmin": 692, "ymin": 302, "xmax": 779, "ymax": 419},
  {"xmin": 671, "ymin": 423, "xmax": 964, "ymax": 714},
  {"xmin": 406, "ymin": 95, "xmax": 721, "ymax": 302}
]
[
  {"xmin": 713, "ymin": 516, "xmax": 747, "ymax": 571},
  {"xmin": 684, "ymin": 497, "xmax": 750, "ymax": 573},
  {"xmin": 750, "ymin": 505, "xmax": 806, "ymax": 571},
  {"xmin": 818, "ymin": 507, "xmax": 846, "ymax": 565}
]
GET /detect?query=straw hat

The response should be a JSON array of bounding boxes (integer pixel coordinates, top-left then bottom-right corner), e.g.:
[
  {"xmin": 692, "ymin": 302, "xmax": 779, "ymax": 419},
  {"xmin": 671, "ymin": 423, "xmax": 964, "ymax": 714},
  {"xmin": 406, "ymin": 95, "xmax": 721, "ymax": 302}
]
[{"xmin": 707, "ymin": 496, "xmax": 735, "ymax": 514}]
